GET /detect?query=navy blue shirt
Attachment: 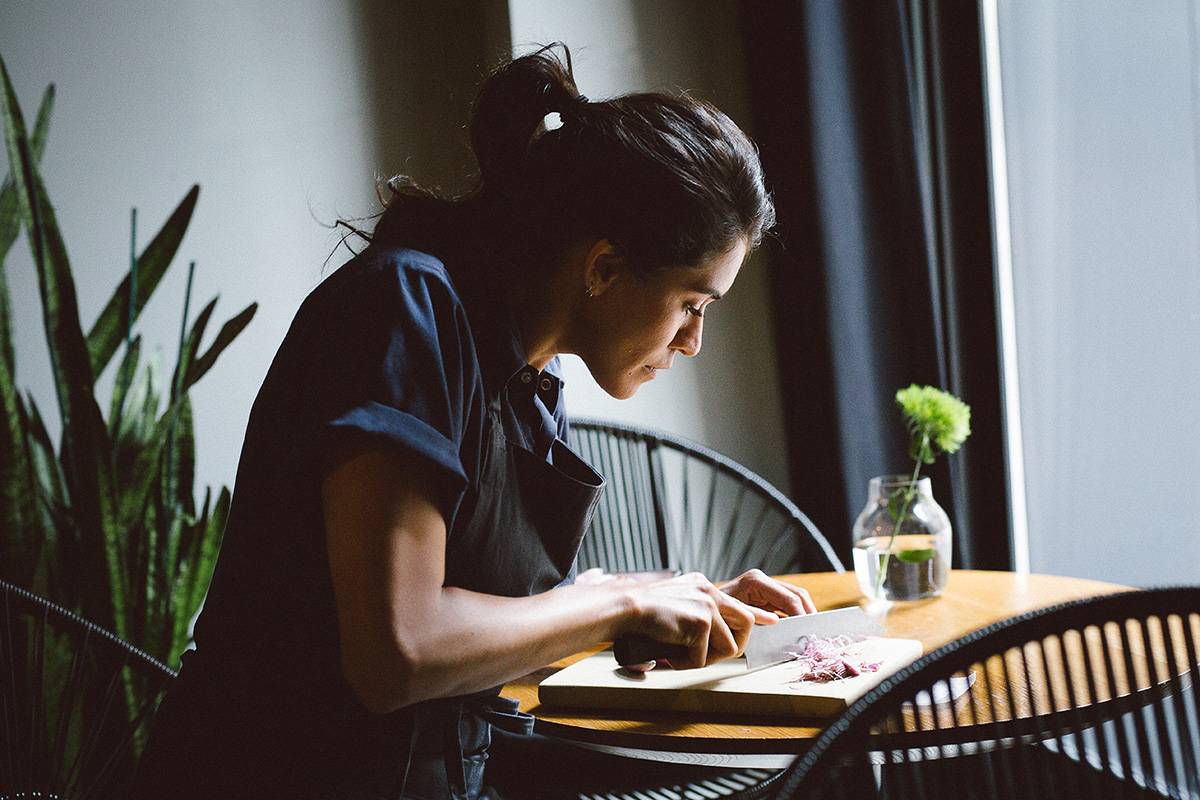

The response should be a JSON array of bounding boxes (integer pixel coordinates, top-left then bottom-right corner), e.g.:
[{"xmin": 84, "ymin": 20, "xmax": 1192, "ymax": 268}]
[{"xmin": 189, "ymin": 244, "xmax": 569, "ymax": 712}]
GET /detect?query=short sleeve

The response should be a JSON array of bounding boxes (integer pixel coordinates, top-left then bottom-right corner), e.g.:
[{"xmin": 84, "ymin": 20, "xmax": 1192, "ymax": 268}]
[{"xmin": 303, "ymin": 250, "xmax": 478, "ymax": 522}]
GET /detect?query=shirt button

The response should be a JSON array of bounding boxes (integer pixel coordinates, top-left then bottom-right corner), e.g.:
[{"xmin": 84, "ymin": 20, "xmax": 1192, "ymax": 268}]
[
  {"xmin": 520, "ymin": 371, "xmax": 533, "ymax": 384},
  {"xmin": 539, "ymin": 378, "xmax": 552, "ymax": 391}
]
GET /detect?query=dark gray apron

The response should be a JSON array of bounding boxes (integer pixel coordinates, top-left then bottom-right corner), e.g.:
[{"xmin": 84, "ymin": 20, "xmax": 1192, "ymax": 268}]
[
  {"xmin": 133, "ymin": 392, "xmax": 601, "ymax": 800},
  {"xmin": 384, "ymin": 391, "xmax": 604, "ymax": 800}
]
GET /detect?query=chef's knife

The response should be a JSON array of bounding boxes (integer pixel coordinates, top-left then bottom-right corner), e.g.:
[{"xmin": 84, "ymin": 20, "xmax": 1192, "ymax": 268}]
[{"xmin": 613, "ymin": 607, "xmax": 883, "ymax": 669}]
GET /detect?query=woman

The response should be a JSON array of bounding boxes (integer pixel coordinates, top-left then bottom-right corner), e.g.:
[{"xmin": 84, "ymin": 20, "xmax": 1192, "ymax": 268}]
[{"xmin": 133, "ymin": 44, "xmax": 814, "ymax": 799}]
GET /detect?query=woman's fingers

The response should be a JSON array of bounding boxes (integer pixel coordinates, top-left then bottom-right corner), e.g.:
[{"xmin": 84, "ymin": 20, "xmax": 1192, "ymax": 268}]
[
  {"xmin": 623, "ymin": 571, "xmax": 807, "ymax": 669},
  {"xmin": 709, "ymin": 585, "xmax": 760, "ymax": 658},
  {"xmin": 721, "ymin": 569, "xmax": 816, "ymax": 615},
  {"xmin": 777, "ymin": 579, "xmax": 817, "ymax": 614}
]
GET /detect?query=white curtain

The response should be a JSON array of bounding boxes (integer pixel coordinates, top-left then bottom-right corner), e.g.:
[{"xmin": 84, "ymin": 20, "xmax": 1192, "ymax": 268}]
[{"xmin": 999, "ymin": 0, "xmax": 1200, "ymax": 585}]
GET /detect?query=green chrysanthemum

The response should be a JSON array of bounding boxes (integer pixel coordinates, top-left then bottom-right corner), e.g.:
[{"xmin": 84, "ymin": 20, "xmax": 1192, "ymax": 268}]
[{"xmin": 895, "ymin": 384, "xmax": 971, "ymax": 463}]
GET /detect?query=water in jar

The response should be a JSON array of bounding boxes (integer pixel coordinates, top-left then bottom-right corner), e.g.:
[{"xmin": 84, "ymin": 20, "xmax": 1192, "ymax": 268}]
[{"xmin": 853, "ymin": 533, "xmax": 949, "ymax": 601}]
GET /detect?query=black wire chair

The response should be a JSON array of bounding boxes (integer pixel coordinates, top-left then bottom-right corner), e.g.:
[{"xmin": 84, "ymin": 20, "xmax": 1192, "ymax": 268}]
[
  {"xmin": 559, "ymin": 419, "xmax": 840, "ymax": 800},
  {"xmin": 0, "ymin": 579, "xmax": 177, "ymax": 799},
  {"xmin": 568, "ymin": 417, "xmax": 843, "ymax": 580},
  {"xmin": 766, "ymin": 586, "xmax": 1200, "ymax": 800}
]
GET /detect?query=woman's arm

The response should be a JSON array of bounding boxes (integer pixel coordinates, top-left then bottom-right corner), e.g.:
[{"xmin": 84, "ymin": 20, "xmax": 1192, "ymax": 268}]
[{"xmin": 322, "ymin": 444, "xmax": 771, "ymax": 714}]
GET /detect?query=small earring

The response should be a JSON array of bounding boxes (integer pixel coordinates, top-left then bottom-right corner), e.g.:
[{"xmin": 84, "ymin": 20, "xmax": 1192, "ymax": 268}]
[{"xmin": 584, "ymin": 285, "xmax": 595, "ymax": 298}]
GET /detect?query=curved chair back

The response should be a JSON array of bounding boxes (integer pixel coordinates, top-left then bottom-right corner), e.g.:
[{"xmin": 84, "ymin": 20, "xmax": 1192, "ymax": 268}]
[
  {"xmin": 770, "ymin": 586, "xmax": 1200, "ymax": 800},
  {"xmin": 0, "ymin": 579, "xmax": 177, "ymax": 799},
  {"xmin": 568, "ymin": 417, "xmax": 842, "ymax": 581}
]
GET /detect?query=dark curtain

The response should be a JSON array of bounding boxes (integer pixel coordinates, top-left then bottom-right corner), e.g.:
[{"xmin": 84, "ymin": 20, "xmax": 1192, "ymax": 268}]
[{"xmin": 743, "ymin": 0, "xmax": 1011, "ymax": 569}]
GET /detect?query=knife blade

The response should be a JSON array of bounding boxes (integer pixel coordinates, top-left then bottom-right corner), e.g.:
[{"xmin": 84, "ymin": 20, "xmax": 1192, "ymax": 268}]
[
  {"xmin": 743, "ymin": 606, "xmax": 882, "ymax": 669},
  {"xmin": 612, "ymin": 607, "xmax": 883, "ymax": 669}
]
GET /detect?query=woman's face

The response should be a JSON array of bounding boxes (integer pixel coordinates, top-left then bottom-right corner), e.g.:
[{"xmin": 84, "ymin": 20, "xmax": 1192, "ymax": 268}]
[{"xmin": 578, "ymin": 239, "xmax": 748, "ymax": 399}]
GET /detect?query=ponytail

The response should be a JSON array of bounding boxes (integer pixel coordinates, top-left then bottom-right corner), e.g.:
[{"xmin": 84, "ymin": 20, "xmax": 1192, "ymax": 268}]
[
  {"xmin": 470, "ymin": 43, "xmax": 586, "ymax": 199},
  {"xmin": 367, "ymin": 42, "xmax": 774, "ymax": 276}
]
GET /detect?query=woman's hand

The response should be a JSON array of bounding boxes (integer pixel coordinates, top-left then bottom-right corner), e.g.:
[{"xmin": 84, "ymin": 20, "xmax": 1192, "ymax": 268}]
[
  {"xmin": 618, "ymin": 572, "xmax": 777, "ymax": 670},
  {"xmin": 718, "ymin": 569, "xmax": 816, "ymax": 616}
]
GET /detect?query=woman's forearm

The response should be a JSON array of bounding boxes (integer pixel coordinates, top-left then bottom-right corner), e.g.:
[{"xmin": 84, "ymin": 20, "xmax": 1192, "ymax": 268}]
[{"xmin": 370, "ymin": 582, "xmax": 634, "ymax": 710}]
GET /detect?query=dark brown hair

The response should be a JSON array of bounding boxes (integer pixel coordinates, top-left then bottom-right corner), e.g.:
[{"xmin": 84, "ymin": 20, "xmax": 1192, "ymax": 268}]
[{"xmin": 366, "ymin": 43, "xmax": 774, "ymax": 274}]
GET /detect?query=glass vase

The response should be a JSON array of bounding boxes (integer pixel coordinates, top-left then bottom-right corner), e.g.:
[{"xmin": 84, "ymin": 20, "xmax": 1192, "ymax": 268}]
[{"xmin": 852, "ymin": 475, "xmax": 951, "ymax": 602}]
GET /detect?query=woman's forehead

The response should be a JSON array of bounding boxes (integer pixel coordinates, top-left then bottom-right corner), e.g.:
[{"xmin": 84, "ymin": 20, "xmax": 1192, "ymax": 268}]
[{"xmin": 680, "ymin": 239, "xmax": 747, "ymax": 294}]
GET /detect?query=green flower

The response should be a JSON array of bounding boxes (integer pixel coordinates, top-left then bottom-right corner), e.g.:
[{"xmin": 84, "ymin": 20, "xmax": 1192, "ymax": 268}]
[{"xmin": 895, "ymin": 384, "xmax": 971, "ymax": 464}]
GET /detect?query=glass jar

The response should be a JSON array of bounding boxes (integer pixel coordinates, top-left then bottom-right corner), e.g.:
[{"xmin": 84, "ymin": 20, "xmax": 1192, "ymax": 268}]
[{"xmin": 852, "ymin": 475, "xmax": 951, "ymax": 601}]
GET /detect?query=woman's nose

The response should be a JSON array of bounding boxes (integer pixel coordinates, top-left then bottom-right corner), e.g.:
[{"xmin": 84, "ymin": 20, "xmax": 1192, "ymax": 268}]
[{"xmin": 670, "ymin": 316, "xmax": 703, "ymax": 357}]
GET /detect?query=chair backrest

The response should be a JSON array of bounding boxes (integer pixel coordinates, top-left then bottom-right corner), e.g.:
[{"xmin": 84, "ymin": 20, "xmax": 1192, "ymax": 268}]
[
  {"xmin": 0, "ymin": 579, "xmax": 177, "ymax": 799},
  {"xmin": 770, "ymin": 586, "xmax": 1200, "ymax": 800},
  {"xmin": 568, "ymin": 417, "xmax": 843, "ymax": 581}
]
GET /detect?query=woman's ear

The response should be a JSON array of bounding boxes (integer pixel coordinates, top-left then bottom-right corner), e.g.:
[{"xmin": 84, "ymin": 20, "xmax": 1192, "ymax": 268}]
[{"xmin": 581, "ymin": 239, "xmax": 625, "ymax": 297}]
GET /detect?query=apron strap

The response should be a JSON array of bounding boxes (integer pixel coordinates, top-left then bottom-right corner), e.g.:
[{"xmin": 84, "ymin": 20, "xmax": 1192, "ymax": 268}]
[
  {"xmin": 471, "ymin": 694, "xmax": 535, "ymax": 736},
  {"xmin": 441, "ymin": 702, "xmax": 470, "ymax": 799}
]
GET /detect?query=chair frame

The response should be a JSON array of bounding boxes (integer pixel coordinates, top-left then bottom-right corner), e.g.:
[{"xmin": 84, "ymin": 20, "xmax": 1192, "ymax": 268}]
[
  {"xmin": 771, "ymin": 586, "xmax": 1200, "ymax": 799},
  {"xmin": 570, "ymin": 416, "xmax": 844, "ymax": 576}
]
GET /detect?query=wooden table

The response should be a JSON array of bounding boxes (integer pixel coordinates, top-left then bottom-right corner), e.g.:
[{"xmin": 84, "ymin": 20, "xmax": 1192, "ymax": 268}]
[{"xmin": 499, "ymin": 570, "xmax": 1133, "ymax": 763}]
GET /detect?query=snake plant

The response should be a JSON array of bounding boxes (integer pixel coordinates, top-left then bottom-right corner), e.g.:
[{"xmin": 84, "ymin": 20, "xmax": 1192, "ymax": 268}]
[{"xmin": 1, "ymin": 53, "xmax": 255, "ymax": 669}]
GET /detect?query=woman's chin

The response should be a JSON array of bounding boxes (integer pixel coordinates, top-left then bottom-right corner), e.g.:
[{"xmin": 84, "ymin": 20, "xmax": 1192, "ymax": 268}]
[
  {"xmin": 606, "ymin": 382, "xmax": 640, "ymax": 400},
  {"xmin": 596, "ymin": 373, "xmax": 644, "ymax": 400}
]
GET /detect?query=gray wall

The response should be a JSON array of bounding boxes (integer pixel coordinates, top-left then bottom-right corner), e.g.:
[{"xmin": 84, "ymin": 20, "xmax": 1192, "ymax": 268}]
[
  {"xmin": 998, "ymin": 0, "xmax": 1200, "ymax": 586},
  {"xmin": 1, "ymin": 2, "xmax": 792, "ymax": 515}
]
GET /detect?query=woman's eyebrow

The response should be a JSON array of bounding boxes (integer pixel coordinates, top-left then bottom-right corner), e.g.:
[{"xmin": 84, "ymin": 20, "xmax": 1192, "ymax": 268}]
[{"xmin": 692, "ymin": 286, "xmax": 724, "ymax": 300}]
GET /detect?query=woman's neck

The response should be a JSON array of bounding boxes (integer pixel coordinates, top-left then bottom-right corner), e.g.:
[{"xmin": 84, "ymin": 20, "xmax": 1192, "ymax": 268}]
[{"xmin": 505, "ymin": 276, "xmax": 565, "ymax": 371}]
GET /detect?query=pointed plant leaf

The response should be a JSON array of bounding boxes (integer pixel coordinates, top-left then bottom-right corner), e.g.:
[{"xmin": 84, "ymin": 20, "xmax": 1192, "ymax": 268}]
[
  {"xmin": 180, "ymin": 485, "xmax": 228, "ymax": 651},
  {"xmin": 185, "ymin": 302, "xmax": 256, "ymax": 389},
  {"xmin": 2, "ymin": 57, "xmax": 121, "ymax": 632},
  {"xmin": 0, "ymin": 82, "xmax": 52, "ymax": 261},
  {"xmin": 0, "ymin": 259, "xmax": 18, "ymax": 409},
  {"xmin": 116, "ymin": 394, "xmax": 187, "ymax": 536},
  {"xmin": 135, "ymin": 353, "xmax": 163, "ymax": 444},
  {"xmin": 24, "ymin": 391, "xmax": 67, "ymax": 508},
  {"xmin": 171, "ymin": 296, "xmax": 216, "ymax": 400},
  {"xmin": 1, "ymin": 85, "xmax": 52, "ymax": 397},
  {"xmin": 175, "ymin": 485, "xmax": 211, "ymax": 581},
  {"xmin": 112, "ymin": 390, "xmax": 192, "ymax": 652},
  {"xmin": 161, "ymin": 394, "xmax": 194, "ymax": 589},
  {"xmin": 23, "ymin": 392, "xmax": 72, "ymax": 601},
  {"xmin": 108, "ymin": 334, "xmax": 141, "ymax": 433},
  {"xmin": 175, "ymin": 394, "xmax": 195, "ymax": 516},
  {"xmin": 86, "ymin": 184, "xmax": 200, "ymax": 379}
]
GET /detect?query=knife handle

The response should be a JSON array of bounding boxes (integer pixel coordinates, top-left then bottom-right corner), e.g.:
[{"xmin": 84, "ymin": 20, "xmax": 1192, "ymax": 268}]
[{"xmin": 613, "ymin": 636, "xmax": 689, "ymax": 667}]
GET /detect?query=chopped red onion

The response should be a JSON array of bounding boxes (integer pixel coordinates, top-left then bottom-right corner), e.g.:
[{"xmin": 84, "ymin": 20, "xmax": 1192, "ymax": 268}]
[{"xmin": 784, "ymin": 634, "xmax": 881, "ymax": 684}]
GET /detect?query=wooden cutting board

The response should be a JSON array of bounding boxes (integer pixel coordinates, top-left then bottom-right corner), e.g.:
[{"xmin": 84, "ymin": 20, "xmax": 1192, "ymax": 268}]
[{"xmin": 538, "ymin": 637, "xmax": 923, "ymax": 718}]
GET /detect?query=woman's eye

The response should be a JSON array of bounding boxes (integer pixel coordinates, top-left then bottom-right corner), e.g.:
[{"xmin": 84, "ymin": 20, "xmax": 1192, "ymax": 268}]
[{"xmin": 685, "ymin": 304, "xmax": 705, "ymax": 319}]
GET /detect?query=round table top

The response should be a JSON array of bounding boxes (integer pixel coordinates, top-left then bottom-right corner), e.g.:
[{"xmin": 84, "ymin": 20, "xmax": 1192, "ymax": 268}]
[{"xmin": 499, "ymin": 570, "xmax": 1134, "ymax": 754}]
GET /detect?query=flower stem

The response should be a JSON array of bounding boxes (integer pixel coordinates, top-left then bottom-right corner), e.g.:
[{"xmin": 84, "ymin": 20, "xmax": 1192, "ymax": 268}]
[{"xmin": 872, "ymin": 436, "xmax": 926, "ymax": 599}]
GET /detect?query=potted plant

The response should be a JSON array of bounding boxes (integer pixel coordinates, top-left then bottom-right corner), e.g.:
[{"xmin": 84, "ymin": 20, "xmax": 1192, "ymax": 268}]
[
  {"xmin": 852, "ymin": 384, "xmax": 971, "ymax": 601},
  {"xmin": 1, "ymin": 54, "xmax": 256, "ymax": 773}
]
